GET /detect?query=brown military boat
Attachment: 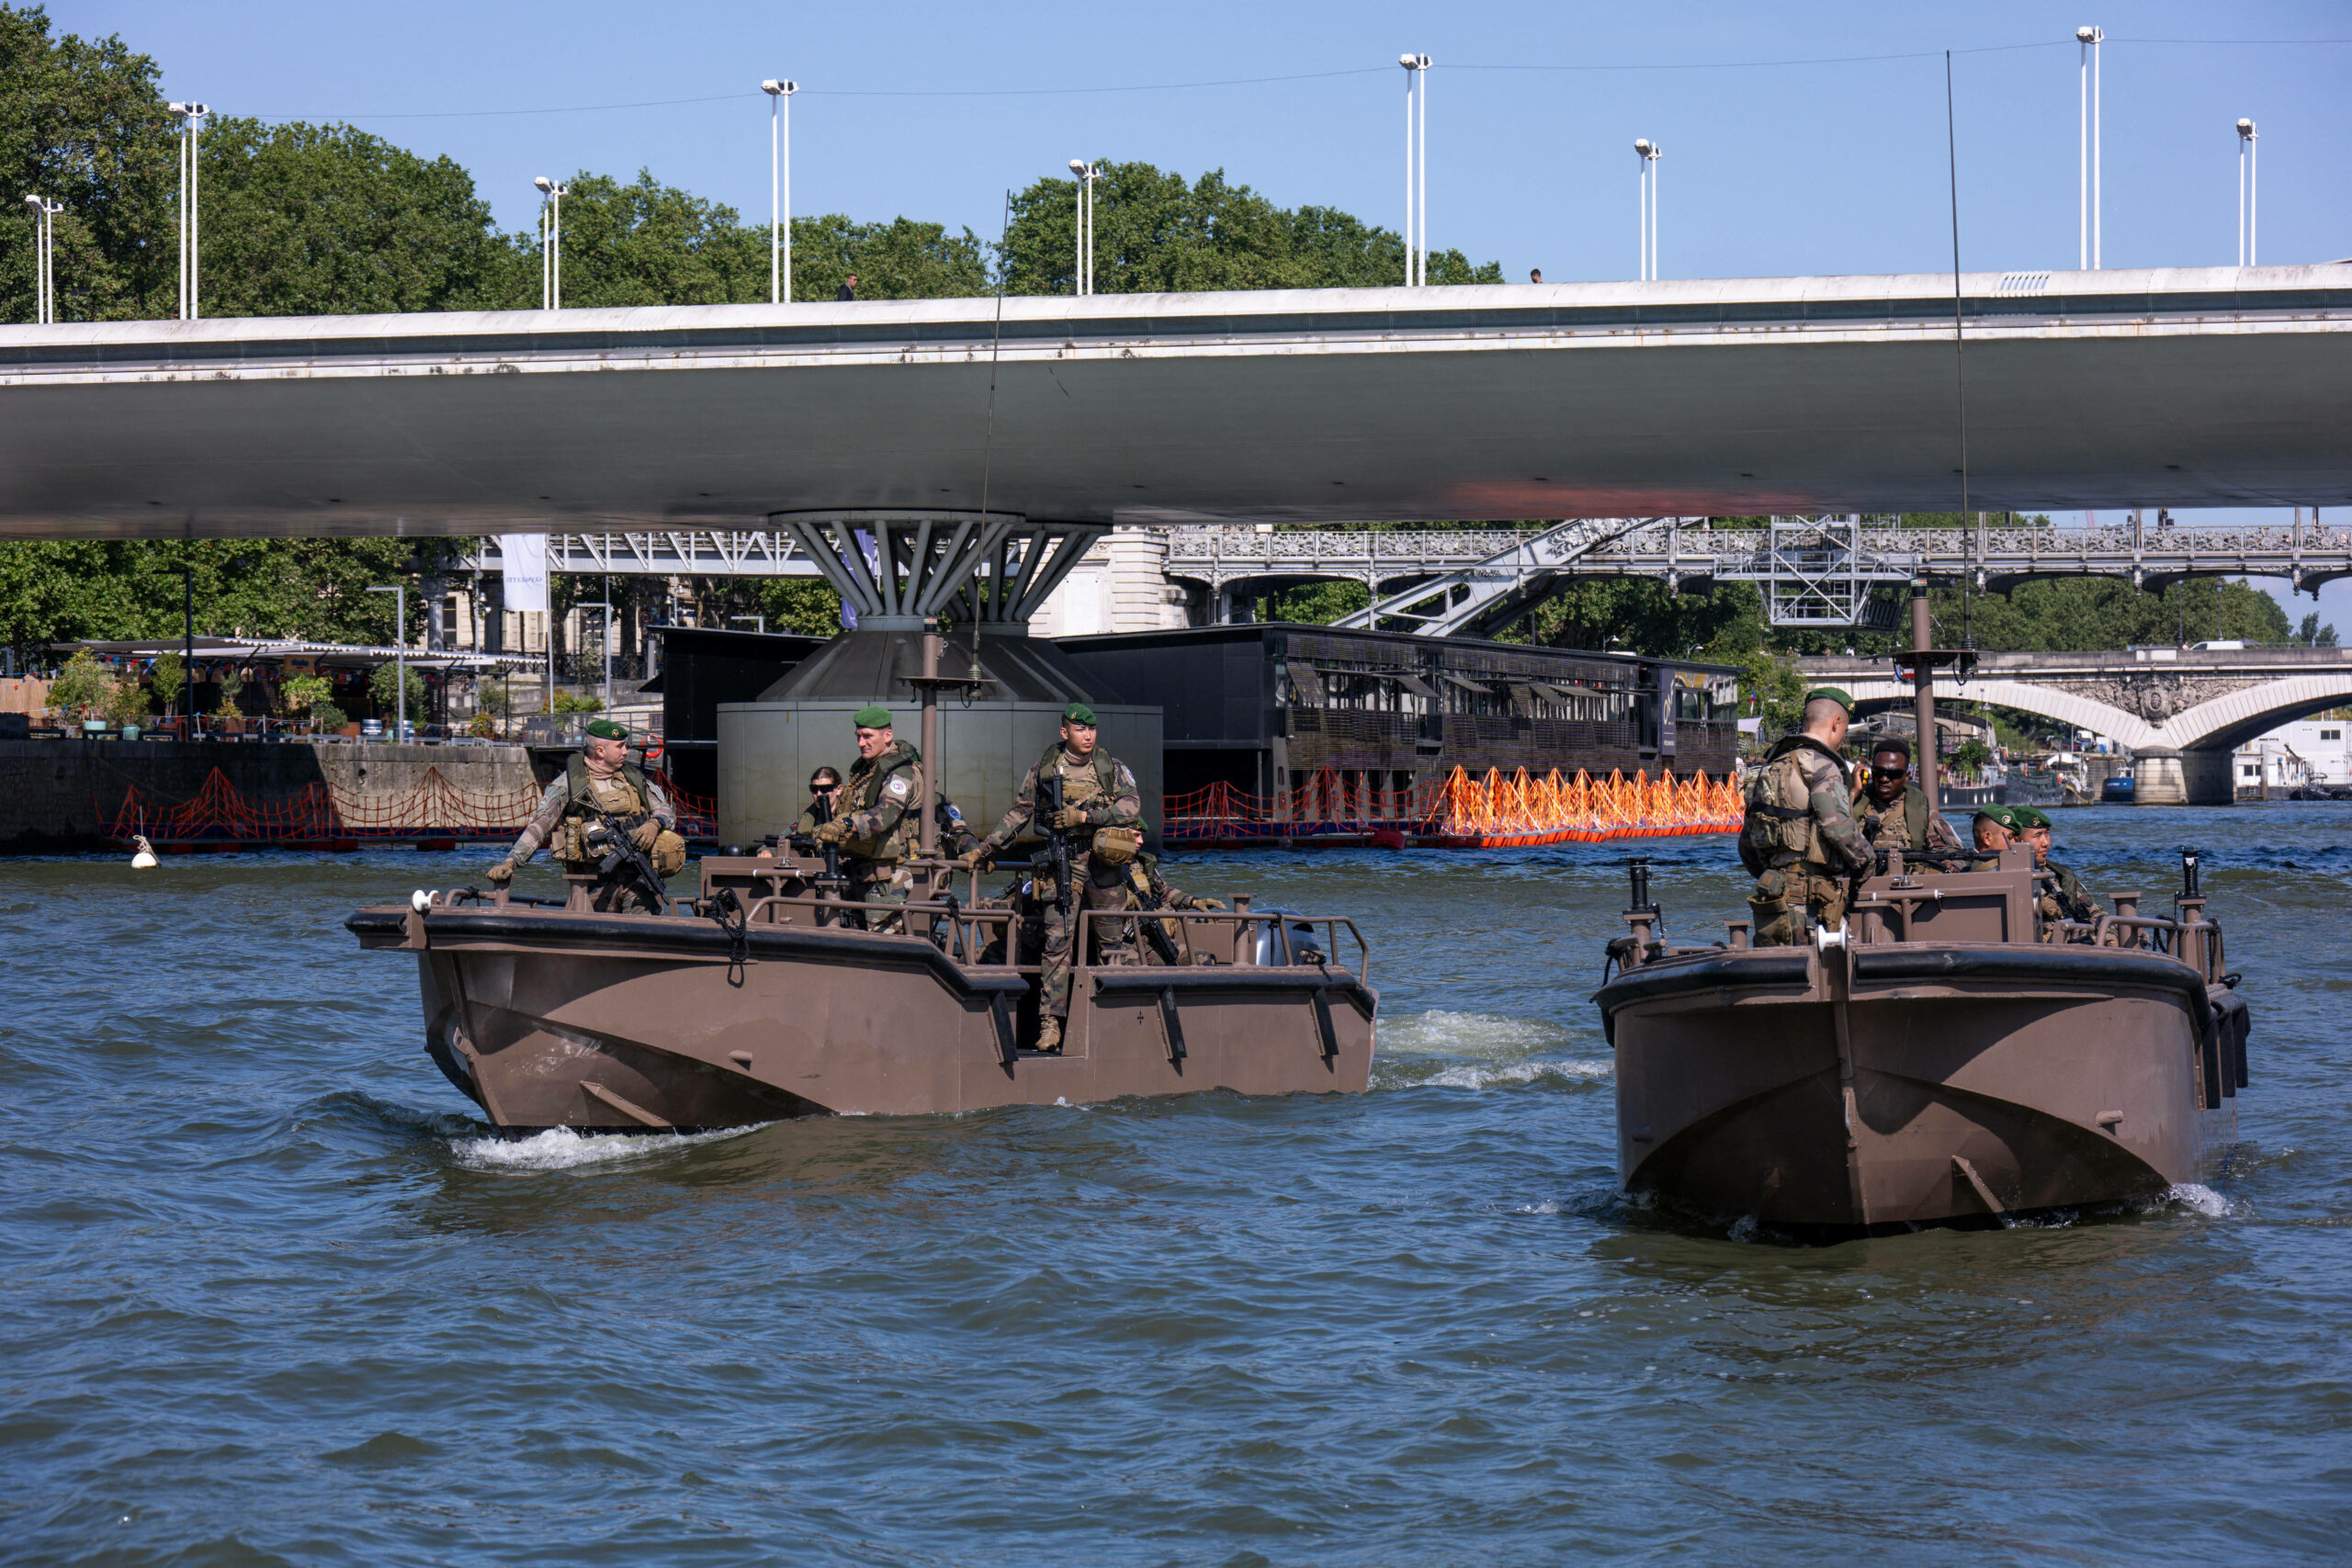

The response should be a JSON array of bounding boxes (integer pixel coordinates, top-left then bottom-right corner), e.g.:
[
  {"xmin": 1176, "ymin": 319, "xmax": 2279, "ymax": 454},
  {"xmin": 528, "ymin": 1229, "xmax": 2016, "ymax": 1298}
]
[
  {"xmin": 1596, "ymin": 846, "xmax": 2249, "ymax": 1232},
  {"xmin": 347, "ymin": 852, "xmax": 1375, "ymax": 1133},
  {"xmin": 1595, "ymin": 587, "xmax": 2251, "ymax": 1233}
]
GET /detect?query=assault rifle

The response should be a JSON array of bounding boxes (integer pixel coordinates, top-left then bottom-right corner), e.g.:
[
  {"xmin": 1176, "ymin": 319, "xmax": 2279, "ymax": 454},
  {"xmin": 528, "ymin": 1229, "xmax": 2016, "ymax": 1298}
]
[
  {"xmin": 1132, "ymin": 867, "xmax": 1185, "ymax": 966},
  {"xmin": 1034, "ymin": 773, "xmax": 1073, "ymax": 915},
  {"xmin": 578, "ymin": 805, "xmax": 668, "ymax": 908}
]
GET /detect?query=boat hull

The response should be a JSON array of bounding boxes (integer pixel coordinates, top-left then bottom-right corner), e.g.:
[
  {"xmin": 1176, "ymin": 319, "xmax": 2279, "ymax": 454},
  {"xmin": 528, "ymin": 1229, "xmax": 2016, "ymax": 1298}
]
[
  {"xmin": 1601, "ymin": 946, "xmax": 2240, "ymax": 1230},
  {"xmin": 353, "ymin": 906, "xmax": 1375, "ymax": 1132}
]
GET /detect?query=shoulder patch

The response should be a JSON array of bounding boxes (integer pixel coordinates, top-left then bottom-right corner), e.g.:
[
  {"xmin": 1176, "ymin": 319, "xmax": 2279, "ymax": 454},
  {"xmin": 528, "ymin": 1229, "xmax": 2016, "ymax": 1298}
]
[
  {"xmin": 1116, "ymin": 764, "xmax": 1136, "ymax": 787},
  {"xmin": 884, "ymin": 775, "xmax": 911, "ymax": 799}
]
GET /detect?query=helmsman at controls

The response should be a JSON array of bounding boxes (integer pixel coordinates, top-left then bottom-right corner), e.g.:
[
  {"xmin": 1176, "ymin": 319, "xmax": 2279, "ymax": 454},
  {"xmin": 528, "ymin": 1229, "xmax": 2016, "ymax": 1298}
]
[{"xmin": 1738, "ymin": 686, "xmax": 1874, "ymax": 945}]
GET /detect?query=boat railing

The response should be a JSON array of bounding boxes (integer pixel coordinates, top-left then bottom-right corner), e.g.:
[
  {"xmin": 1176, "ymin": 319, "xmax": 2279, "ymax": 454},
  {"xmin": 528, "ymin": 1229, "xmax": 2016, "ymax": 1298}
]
[{"xmin": 1077, "ymin": 908, "xmax": 1372, "ymax": 986}]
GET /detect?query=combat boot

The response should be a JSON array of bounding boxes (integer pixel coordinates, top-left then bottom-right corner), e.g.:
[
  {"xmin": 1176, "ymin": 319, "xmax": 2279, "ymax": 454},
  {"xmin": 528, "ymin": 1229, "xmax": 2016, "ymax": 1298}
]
[{"xmin": 1035, "ymin": 1015, "xmax": 1064, "ymax": 1054}]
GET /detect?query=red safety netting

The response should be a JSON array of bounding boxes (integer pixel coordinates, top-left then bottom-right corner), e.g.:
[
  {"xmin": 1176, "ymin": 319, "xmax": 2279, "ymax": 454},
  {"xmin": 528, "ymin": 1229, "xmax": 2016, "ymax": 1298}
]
[
  {"xmin": 99, "ymin": 766, "xmax": 718, "ymax": 846},
  {"xmin": 1165, "ymin": 765, "xmax": 1741, "ymax": 846}
]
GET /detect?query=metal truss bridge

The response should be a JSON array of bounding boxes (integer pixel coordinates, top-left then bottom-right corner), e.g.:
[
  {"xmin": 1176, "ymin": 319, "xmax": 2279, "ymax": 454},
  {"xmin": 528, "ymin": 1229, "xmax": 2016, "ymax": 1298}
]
[
  {"xmin": 462, "ymin": 513, "xmax": 2352, "ymax": 634},
  {"xmin": 1176, "ymin": 514, "xmax": 2352, "ymax": 634}
]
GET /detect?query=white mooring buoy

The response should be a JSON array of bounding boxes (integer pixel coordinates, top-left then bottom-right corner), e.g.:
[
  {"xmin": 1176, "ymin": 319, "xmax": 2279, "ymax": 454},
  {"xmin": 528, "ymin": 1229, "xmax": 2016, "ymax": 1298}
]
[{"xmin": 130, "ymin": 835, "xmax": 159, "ymax": 869}]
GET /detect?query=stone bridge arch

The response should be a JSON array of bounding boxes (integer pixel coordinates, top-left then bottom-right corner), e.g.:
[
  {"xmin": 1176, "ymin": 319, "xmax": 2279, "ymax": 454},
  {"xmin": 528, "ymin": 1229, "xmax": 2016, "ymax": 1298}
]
[{"xmin": 1835, "ymin": 670, "xmax": 2352, "ymax": 803}]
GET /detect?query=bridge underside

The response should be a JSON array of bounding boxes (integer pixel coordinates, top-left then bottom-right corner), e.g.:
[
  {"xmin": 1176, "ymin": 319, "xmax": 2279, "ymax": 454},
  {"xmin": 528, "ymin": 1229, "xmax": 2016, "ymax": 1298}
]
[{"xmin": 1, "ymin": 265, "xmax": 2346, "ymax": 541}]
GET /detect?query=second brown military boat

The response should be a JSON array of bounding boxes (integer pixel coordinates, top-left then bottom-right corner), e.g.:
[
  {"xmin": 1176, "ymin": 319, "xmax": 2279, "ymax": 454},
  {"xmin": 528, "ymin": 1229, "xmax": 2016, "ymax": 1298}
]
[
  {"xmin": 347, "ymin": 850, "xmax": 1375, "ymax": 1133},
  {"xmin": 1594, "ymin": 589, "xmax": 2253, "ymax": 1233}
]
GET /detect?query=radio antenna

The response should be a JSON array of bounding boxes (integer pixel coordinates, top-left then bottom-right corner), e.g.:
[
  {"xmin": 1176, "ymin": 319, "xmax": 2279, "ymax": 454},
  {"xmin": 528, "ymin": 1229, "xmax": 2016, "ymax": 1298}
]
[
  {"xmin": 1946, "ymin": 51, "xmax": 1971, "ymax": 521},
  {"xmin": 970, "ymin": 187, "xmax": 1011, "ymax": 682}
]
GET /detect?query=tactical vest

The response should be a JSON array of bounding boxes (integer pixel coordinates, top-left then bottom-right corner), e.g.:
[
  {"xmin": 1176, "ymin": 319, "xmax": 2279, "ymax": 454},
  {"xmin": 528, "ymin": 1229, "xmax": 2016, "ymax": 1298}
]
[
  {"xmin": 554, "ymin": 754, "xmax": 652, "ymax": 864},
  {"xmin": 1032, "ymin": 741, "xmax": 1125, "ymax": 824},
  {"xmin": 842, "ymin": 741, "xmax": 923, "ymax": 864},
  {"xmin": 1868, "ymin": 786, "xmax": 1932, "ymax": 850},
  {"xmin": 1739, "ymin": 737, "xmax": 1848, "ymax": 874}
]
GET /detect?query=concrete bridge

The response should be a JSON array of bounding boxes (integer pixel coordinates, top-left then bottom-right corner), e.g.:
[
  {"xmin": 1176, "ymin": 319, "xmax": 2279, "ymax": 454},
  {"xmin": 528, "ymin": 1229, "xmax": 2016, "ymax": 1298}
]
[
  {"xmin": 4, "ymin": 264, "xmax": 2347, "ymax": 540},
  {"xmin": 1795, "ymin": 646, "xmax": 2352, "ymax": 804}
]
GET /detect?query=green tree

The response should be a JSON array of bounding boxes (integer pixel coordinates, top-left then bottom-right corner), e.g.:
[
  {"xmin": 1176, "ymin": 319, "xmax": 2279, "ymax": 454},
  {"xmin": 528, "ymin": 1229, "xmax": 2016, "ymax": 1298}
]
[
  {"xmin": 789, "ymin": 213, "xmax": 989, "ymax": 302},
  {"xmin": 1, "ymin": 4, "xmax": 176, "ymax": 323},
  {"xmin": 47, "ymin": 648, "xmax": 110, "ymax": 714},
  {"xmin": 0, "ymin": 537, "xmax": 447, "ymax": 664},
  {"xmin": 753, "ymin": 577, "xmax": 847, "ymax": 636},
  {"xmin": 526, "ymin": 169, "xmax": 764, "ymax": 309},
  {"xmin": 195, "ymin": 117, "xmax": 522, "ymax": 317},
  {"xmin": 2296, "ymin": 611, "xmax": 2338, "ymax": 648},
  {"xmin": 368, "ymin": 660, "xmax": 423, "ymax": 723},
  {"xmin": 1001, "ymin": 161, "xmax": 1500, "ymax": 297},
  {"xmin": 147, "ymin": 649, "xmax": 183, "ymax": 711}
]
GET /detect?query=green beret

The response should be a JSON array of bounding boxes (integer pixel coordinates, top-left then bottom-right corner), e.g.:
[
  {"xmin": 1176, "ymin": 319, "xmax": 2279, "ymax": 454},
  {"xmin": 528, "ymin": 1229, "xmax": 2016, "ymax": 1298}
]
[
  {"xmin": 1803, "ymin": 686, "xmax": 1855, "ymax": 713},
  {"xmin": 1973, "ymin": 805, "xmax": 2019, "ymax": 829},
  {"xmin": 1062, "ymin": 702, "xmax": 1098, "ymax": 726},
  {"xmin": 2011, "ymin": 806, "xmax": 2051, "ymax": 829},
  {"xmin": 583, "ymin": 718, "xmax": 629, "ymax": 741},
  {"xmin": 852, "ymin": 705, "xmax": 893, "ymax": 728}
]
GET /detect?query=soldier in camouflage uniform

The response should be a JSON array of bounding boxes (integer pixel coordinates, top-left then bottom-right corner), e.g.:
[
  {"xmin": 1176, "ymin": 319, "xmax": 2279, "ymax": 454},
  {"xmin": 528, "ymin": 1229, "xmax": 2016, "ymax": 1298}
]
[
  {"xmin": 1079, "ymin": 826, "xmax": 1226, "ymax": 962},
  {"xmin": 962, "ymin": 702, "xmax": 1142, "ymax": 1052},
  {"xmin": 1738, "ymin": 687, "xmax": 1875, "ymax": 945},
  {"xmin": 2013, "ymin": 805, "xmax": 2107, "ymax": 928},
  {"xmin": 1854, "ymin": 736, "xmax": 1965, "ymax": 860},
  {"xmin": 486, "ymin": 718, "xmax": 684, "ymax": 912},
  {"xmin": 808, "ymin": 705, "xmax": 925, "ymax": 933}
]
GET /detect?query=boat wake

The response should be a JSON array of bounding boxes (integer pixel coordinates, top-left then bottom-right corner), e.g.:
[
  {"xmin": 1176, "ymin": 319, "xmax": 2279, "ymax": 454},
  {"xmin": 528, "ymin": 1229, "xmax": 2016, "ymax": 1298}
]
[
  {"xmin": 1374, "ymin": 1009, "xmax": 1611, "ymax": 1092},
  {"xmin": 447, "ymin": 1123, "xmax": 766, "ymax": 1173}
]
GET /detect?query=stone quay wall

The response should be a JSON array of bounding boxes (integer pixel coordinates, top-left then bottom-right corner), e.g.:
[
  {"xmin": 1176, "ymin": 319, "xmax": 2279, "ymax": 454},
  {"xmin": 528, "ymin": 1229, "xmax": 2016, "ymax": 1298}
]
[{"xmin": 0, "ymin": 739, "xmax": 542, "ymax": 852}]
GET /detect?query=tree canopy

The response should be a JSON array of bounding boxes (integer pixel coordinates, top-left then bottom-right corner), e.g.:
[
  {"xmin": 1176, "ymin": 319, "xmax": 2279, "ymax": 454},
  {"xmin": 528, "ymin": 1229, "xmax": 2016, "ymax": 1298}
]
[
  {"xmin": 2, "ymin": 4, "xmax": 175, "ymax": 322},
  {"xmin": 196, "ymin": 117, "xmax": 519, "ymax": 317},
  {"xmin": 1001, "ymin": 161, "xmax": 1499, "ymax": 296}
]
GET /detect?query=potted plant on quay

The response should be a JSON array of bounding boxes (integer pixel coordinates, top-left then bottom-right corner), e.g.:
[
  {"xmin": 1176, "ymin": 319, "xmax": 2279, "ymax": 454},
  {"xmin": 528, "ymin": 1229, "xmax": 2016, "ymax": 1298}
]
[{"xmin": 50, "ymin": 651, "xmax": 114, "ymax": 735}]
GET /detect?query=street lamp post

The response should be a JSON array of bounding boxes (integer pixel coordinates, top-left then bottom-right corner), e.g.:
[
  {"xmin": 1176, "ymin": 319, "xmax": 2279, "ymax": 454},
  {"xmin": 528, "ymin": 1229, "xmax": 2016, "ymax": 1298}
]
[
  {"xmin": 2076, "ymin": 26, "xmax": 2103, "ymax": 270},
  {"xmin": 21, "ymin": 195, "xmax": 62, "ymax": 323},
  {"xmin": 534, "ymin": 176, "xmax": 569, "ymax": 310},
  {"xmin": 1398, "ymin": 53, "xmax": 1430, "ymax": 286},
  {"xmin": 763, "ymin": 80, "xmax": 797, "ymax": 303},
  {"xmin": 1067, "ymin": 160, "xmax": 1099, "ymax": 295},
  {"xmin": 1634, "ymin": 139, "xmax": 1662, "ymax": 280},
  {"xmin": 168, "ymin": 102, "xmax": 209, "ymax": 319},
  {"xmin": 368, "ymin": 584, "xmax": 406, "ymax": 740},
  {"xmin": 578, "ymin": 600, "xmax": 614, "ymax": 717},
  {"xmin": 2236, "ymin": 118, "xmax": 2258, "ymax": 266}
]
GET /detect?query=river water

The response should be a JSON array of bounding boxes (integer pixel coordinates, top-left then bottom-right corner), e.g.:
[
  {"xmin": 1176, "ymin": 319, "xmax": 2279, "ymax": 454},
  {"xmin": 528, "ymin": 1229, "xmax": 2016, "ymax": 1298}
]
[{"xmin": 3, "ymin": 804, "xmax": 2347, "ymax": 1563}]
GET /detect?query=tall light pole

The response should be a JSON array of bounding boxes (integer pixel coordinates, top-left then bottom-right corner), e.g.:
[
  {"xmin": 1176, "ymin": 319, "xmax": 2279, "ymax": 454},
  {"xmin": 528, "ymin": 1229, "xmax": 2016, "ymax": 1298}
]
[
  {"xmin": 2236, "ymin": 118, "xmax": 2258, "ymax": 266},
  {"xmin": 763, "ymin": 79, "xmax": 797, "ymax": 303},
  {"xmin": 2076, "ymin": 26, "xmax": 2103, "ymax": 270},
  {"xmin": 1634, "ymin": 140, "xmax": 1662, "ymax": 280},
  {"xmin": 22, "ymin": 194, "xmax": 62, "ymax": 323},
  {"xmin": 368, "ymin": 583, "xmax": 406, "ymax": 740},
  {"xmin": 169, "ymin": 101, "xmax": 209, "ymax": 319},
  {"xmin": 1398, "ymin": 53, "xmax": 1430, "ymax": 285},
  {"xmin": 1067, "ymin": 159, "xmax": 1099, "ymax": 295},
  {"xmin": 534, "ymin": 176, "xmax": 568, "ymax": 310},
  {"xmin": 579, "ymin": 598, "xmax": 613, "ymax": 716}
]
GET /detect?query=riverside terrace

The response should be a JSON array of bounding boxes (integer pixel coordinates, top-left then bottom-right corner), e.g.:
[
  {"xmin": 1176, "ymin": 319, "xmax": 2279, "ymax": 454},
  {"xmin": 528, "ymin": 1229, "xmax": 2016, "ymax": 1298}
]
[{"xmin": 1, "ymin": 265, "xmax": 2346, "ymax": 540}]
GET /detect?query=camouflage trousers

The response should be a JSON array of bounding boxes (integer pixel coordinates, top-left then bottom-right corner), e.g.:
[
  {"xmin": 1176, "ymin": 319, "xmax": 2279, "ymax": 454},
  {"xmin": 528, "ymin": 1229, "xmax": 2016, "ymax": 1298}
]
[
  {"xmin": 1748, "ymin": 864, "xmax": 1850, "ymax": 947},
  {"xmin": 1036, "ymin": 878, "xmax": 1126, "ymax": 1019},
  {"xmin": 847, "ymin": 862, "xmax": 915, "ymax": 935}
]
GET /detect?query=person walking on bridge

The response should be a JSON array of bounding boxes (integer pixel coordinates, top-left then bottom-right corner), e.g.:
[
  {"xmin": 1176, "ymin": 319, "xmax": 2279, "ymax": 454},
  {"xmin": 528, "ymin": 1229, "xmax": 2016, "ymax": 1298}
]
[{"xmin": 1738, "ymin": 687, "xmax": 1873, "ymax": 945}]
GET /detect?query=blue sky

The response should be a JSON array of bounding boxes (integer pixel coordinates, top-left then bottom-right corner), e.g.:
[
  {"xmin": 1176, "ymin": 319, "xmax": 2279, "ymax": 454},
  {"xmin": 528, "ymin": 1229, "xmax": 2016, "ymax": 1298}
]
[{"xmin": 59, "ymin": 0, "xmax": 2352, "ymax": 632}]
